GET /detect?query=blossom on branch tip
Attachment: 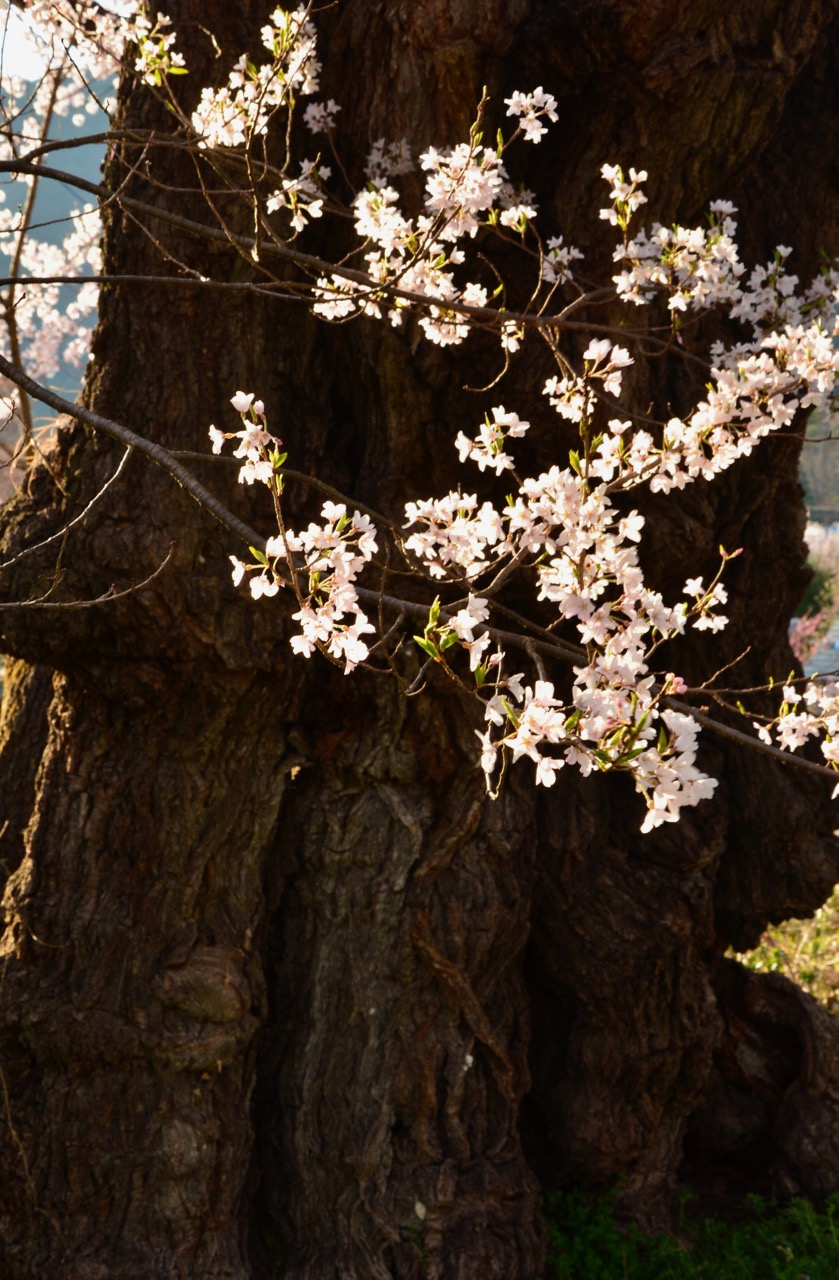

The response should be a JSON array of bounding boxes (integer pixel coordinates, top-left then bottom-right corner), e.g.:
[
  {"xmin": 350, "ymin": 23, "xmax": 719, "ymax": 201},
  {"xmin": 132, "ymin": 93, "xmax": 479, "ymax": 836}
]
[
  {"xmin": 304, "ymin": 98, "xmax": 340, "ymax": 133},
  {"xmin": 504, "ymin": 87, "xmax": 558, "ymax": 143}
]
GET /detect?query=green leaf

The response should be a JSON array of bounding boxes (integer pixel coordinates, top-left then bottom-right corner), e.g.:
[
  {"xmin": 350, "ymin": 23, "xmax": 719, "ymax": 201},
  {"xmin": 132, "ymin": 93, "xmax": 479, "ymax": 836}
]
[
  {"xmin": 502, "ymin": 698, "xmax": 520, "ymax": 727},
  {"xmin": 414, "ymin": 636, "xmax": 440, "ymax": 660},
  {"xmin": 249, "ymin": 545, "xmax": 267, "ymax": 566},
  {"xmin": 439, "ymin": 631, "xmax": 460, "ymax": 652}
]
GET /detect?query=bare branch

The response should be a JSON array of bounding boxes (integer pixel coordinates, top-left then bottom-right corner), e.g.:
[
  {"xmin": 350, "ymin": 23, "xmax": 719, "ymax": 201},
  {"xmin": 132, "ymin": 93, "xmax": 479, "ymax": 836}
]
[
  {"xmin": 0, "ymin": 350, "xmax": 265, "ymax": 552},
  {"xmin": 0, "ymin": 541, "xmax": 175, "ymax": 610},
  {"xmin": 0, "ymin": 446, "xmax": 132, "ymax": 571}
]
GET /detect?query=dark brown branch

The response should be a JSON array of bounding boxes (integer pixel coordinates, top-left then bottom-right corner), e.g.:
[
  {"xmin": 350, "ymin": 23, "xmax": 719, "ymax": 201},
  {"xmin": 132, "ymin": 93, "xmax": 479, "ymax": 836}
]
[
  {"xmin": 0, "ymin": 541, "xmax": 175, "ymax": 610},
  {"xmin": 1, "ymin": 351, "xmax": 832, "ymax": 787},
  {"xmin": 0, "ymin": 350, "xmax": 263, "ymax": 551},
  {"xmin": 0, "ymin": 158, "xmax": 711, "ymax": 358}
]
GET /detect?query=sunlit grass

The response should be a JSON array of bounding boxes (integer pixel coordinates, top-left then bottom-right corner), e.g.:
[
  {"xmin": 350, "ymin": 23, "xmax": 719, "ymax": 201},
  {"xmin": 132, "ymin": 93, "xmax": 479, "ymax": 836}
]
[{"xmin": 733, "ymin": 884, "xmax": 839, "ymax": 1011}]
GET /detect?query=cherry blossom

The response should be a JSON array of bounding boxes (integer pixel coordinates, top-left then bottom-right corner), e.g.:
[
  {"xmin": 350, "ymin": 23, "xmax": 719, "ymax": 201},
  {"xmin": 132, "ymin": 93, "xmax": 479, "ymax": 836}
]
[
  {"xmin": 504, "ymin": 87, "xmax": 558, "ymax": 143},
  {"xmin": 210, "ymin": 397, "xmax": 378, "ymax": 673},
  {"xmin": 7, "ymin": 3, "xmax": 839, "ymax": 829}
]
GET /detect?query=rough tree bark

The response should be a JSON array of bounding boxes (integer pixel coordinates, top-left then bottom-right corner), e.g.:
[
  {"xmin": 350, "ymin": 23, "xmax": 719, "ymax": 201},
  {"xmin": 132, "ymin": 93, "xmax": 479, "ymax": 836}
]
[{"xmin": 1, "ymin": 1, "xmax": 839, "ymax": 1277}]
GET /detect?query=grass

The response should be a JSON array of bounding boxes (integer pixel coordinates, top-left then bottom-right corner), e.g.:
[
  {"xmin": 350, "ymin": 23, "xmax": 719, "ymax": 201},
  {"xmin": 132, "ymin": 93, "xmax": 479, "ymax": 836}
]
[
  {"xmin": 546, "ymin": 1187, "xmax": 839, "ymax": 1279},
  {"xmin": 732, "ymin": 884, "xmax": 839, "ymax": 1011}
]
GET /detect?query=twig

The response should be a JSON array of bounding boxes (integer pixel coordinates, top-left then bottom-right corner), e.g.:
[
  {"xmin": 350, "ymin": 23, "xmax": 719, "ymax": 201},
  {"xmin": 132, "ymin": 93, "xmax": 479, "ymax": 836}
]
[
  {"xmin": 1, "ymin": 355, "xmax": 834, "ymax": 785},
  {"xmin": 0, "ymin": 446, "xmax": 132, "ymax": 571},
  {"xmin": 0, "ymin": 543, "xmax": 175, "ymax": 610},
  {"xmin": 0, "ymin": 351, "xmax": 264, "ymax": 552}
]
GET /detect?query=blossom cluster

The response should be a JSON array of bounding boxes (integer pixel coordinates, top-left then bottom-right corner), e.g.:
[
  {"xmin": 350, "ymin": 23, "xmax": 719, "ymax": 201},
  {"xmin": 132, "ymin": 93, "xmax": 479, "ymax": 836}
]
[
  {"xmin": 412, "ymin": 573, "xmax": 717, "ymax": 830},
  {"xmin": 454, "ymin": 406, "xmax": 529, "ymax": 475},
  {"xmin": 1, "ymin": 4, "xmax": 170, "ymax": 428},
  {"xmin": 22, "ymin": 0, "xmax": 129, "ymax": 80},
  {"xmin": 542, "ymin": 235, "xmax": 585, "ymax": 286},
  {"xmin": 401, "ymin": 390, "xmax": 736, "ymax": 826},
  {"xmin": 0, "ymin": 198, "xmax": 101, "ymax": 388},
  {"xmin": 605, "ymin": 168, "xmax": 839, "ymax": 347},
  {"xmin": 279, "ymin": 503, "xmax": 377, "ymax": 673},
  {"xmin": 20, "ymin": 2, "xmax": 184, "ymax": 86},
  {"xmin": 789, "ymin": 612, "xmax": 829, "ymax": 665},
  {"xmin": 403, "ymin": 492, "xmax": 505, "ymax": 580},
  {"xmin": 755, "ymin": 681, "xmax": 839, "ymax": 792},
  {"xmin": 198, "ymin": 122, "xmax": 839, "ymax": 828},
  {"xmin": 212, "ymin": 393, "xmax": 378, "ymax": 673},
  {"xmin": 0, "ymin": 39, "xmax": 104, "ymax": 419},
  {"xmin": 312, "ymin": 95, "xmax": 566, "ymax": 345},
  {"xmin": 190, "ymin": 7, "xmax": 319, "ymax": 149},
  {"xmin": 266, "ymin": 159, "xmax": 330, "ymax": 233},
  {"xmin": 504, "ymin": 87, "xmax": 558, "ymax": 143},
  {"xmin": 610, "ymin": 194, "xmax": 743, "ymax": 310},
  {"xmin": 599, "ymin": 163, "xmax": 649, "ymax": 230},
  {"xmin": 129, "ymin": 11, "xmax": 185, "ymax": 87},
  {"xmin": 475, "ymin": 673, "xmax": 716, "ymax": 832}
]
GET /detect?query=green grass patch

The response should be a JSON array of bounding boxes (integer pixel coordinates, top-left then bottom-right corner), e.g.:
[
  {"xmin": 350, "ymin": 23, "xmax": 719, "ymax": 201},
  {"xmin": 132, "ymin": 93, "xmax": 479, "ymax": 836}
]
[
  {"xmin": 546, "ymin": 1188, "xmax": 839, "ymax": 1279},
  {"xmin": 732, "ymin": 885, "xmax": 839, "ymax": 1011}
]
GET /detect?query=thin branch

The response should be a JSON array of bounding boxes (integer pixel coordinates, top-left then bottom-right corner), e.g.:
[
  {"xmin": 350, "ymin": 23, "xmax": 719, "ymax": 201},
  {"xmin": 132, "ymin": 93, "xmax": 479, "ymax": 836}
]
[
  {"xmin": 0, "ymin": 351, "xmax": 265, "ymax": 553},
  {"xmin": 1, "ymin": 353, "xmax": 832, "ymax": 785},
  {"xmin": 664, "ymin": 697, "xmax": 839, "ymax": 786},
  {"xmin": 0, "ymin": 542, "xmax": 175, "ymax": 610},
  {"xmin": 172, "ymin": 453, "xmax": 396, "ymax": 531},
  {"xmin": 0, "ymin": 158, "xmax": 713, "ymax": 362},
  {"xmin": 0, "ymin": 274, "xmax": 303, "ymax": 303},
  {"xmin": 0, "ymin": 446, "xmax": 132, "ymax": 571}
]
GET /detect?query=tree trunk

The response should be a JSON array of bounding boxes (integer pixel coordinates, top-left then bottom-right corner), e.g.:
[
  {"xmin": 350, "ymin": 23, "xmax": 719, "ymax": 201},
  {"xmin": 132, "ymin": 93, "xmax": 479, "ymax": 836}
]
[{"xmin": 2, "ymin": 1, "xmax": 839, "ymax": 1276}]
